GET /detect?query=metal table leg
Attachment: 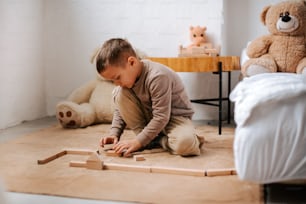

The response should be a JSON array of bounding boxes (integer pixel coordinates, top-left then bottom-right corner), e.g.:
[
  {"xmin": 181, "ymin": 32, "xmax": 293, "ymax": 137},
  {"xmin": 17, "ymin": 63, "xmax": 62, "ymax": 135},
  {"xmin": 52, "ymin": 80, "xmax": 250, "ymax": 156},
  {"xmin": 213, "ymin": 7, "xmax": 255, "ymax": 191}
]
[{"xmin": 218, "ymin": 62, "xmax": 222, "ymax": 135}]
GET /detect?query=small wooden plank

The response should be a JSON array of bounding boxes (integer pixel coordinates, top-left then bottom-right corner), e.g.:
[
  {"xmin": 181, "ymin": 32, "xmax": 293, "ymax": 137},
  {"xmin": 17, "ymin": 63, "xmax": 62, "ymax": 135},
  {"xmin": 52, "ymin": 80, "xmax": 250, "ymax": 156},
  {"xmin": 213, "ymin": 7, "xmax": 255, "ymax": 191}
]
[
  {"xmin": 205, "ymin": 48, "xmax": 218, "ymax": 54},
  {"xmin": 104, "ymin": 163, "xmax": 151, "ymax": 173},
  {"xmin": 65, "ymin": 148, "xmax": 94, "ymax": 155},
  {"xmin": 206, "ymin": 168, "xmax": 235, "ymax": 177},
  {"xmin": 97, "ymin": 144, "xmax": 114, "ymax": 154},
  {"xmin": 103, "ymin": 144, "xmax": 114, "ymax": 150},
  {"xmin": 105, "ymin": 150, "xmax": 122, "ymax": 157},
  {"xmin": 231, "ymin": 169, "xmax": 237, "ymax": 175},
  {"xmin": 69, "ymin": 161, "xmax": 87, "ymax": 168},
  {"xmin": 133, "ymin": 155, "xmax": 145, "ymax": 161},
  {"xmin": 151, "ymin": 166, "xmax": 205, "ymax": 177},
  {"xmin": 37, "ymin": 150, "xmax": 67, "ymax": 164}
]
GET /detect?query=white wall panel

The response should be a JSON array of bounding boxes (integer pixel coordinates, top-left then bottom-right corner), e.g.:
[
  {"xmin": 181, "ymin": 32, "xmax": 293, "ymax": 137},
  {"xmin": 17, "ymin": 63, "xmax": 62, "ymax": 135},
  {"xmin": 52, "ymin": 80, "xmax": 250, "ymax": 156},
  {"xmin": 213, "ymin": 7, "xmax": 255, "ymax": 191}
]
[{"xmin": 0, "ymin": 0, "xmax": 45, "ymax": 129}]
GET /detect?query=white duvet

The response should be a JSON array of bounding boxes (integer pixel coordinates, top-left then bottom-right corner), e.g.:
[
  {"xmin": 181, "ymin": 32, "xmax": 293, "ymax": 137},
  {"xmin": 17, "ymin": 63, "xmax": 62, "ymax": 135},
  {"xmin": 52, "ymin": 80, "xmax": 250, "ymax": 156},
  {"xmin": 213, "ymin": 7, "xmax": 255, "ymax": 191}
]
[{"xmin": 230, "ymin": 73, "xmax": 306, "ymax": 184}]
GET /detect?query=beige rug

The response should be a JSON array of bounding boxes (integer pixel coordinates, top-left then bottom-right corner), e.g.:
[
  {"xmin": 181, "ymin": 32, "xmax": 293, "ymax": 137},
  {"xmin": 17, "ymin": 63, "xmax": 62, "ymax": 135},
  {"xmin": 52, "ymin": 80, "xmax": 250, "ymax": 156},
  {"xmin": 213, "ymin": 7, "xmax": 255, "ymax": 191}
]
[{"xmin": 0, "ymin": 123, "xmax": 262, "ymax": 204}]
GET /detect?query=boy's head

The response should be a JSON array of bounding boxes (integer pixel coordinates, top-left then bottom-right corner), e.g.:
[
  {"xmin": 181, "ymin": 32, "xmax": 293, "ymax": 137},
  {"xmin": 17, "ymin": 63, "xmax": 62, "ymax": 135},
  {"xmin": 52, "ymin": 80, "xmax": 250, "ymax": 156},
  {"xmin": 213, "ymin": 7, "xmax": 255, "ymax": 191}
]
[
  {"xmin": 96, "ymin": 38, "xmax": 142, "ymax": 88},
  {"xmin": 96, "ymin": 38, "xmax": 137, "ymax": 73}
]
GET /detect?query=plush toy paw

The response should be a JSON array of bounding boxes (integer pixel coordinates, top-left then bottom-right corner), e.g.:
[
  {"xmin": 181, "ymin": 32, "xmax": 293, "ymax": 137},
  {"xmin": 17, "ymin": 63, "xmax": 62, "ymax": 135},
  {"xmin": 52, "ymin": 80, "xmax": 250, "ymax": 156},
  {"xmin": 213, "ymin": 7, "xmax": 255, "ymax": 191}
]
[
  {"xmin": 246, "ymin": 65, "xmax": 272, "ymax": 77},
  {"xmin": 56, "ymin": 102, "xmax": 82, "ymax": 128}
]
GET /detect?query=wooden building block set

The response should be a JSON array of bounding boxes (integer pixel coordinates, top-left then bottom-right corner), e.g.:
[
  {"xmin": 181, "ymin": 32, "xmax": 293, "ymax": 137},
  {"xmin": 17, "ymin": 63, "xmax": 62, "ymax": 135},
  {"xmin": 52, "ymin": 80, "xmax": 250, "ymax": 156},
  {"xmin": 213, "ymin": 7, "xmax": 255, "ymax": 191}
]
[{"xmin": 37, "ymin": 148, "xmax": 236, "ymax": 177}]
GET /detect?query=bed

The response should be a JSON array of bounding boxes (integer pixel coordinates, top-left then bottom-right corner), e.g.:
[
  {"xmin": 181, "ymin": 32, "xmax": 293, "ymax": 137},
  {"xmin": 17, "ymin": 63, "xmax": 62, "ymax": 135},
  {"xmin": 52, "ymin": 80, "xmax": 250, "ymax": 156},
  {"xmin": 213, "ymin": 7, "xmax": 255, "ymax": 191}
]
[{"xmin": 230, "ymin": 72, "xmax": 306, "ymax": 184}]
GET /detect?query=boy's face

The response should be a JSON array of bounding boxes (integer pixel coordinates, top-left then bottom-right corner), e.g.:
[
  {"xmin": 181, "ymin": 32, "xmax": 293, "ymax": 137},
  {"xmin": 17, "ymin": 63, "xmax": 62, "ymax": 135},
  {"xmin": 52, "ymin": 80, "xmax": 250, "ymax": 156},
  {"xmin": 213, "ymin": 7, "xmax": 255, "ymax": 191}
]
[{"xmin": 100, "ymin": 56, "xmax": 140, "ymax": 88}]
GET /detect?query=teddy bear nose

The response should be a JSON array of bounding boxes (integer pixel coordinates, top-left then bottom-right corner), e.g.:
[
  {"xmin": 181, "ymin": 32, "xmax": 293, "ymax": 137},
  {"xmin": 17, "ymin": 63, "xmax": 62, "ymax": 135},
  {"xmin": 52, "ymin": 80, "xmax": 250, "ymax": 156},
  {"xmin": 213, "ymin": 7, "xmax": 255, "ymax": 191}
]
[{"xmin": 281, "ymin": 13, "xmax": 291, "ymax": 22}]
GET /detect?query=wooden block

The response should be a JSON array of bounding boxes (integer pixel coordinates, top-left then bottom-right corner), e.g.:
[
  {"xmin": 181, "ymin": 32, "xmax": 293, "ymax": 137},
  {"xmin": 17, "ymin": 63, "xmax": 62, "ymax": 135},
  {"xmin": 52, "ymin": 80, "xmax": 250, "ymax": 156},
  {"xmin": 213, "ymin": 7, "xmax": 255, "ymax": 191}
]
[
  {"xmin": 86, "ymin": 152, "xmax": 103, "ymax": 170},
  {"xmin": 104, "ymin": 144, "xmax": 114, "ymax": 150},
  {"xmin": 37, "ymin": 150, "xmax": 67, "ymax": 164},
  {"xmin": 97, "ymin": 144, "xmax": 114, "ymax": 154},
  {"xmin": 231, "ymin": 169, "xmax": 237, "ymax": 175},
  {"xmin": 206, "ymin": 168, "xmax": 235, "ymax": 177},
  {"xmin": 86, "ymin": 160, "xmax": 103, "ymax": 170},
  {"xmin": 65, "ymin": 148, "xmax": 94, "ymax": 155},
  {"xmin": 205, "ymin": 48, "xmax": 218, "ymax": 54},
  {"xmin": 105, "ymin": 150, "xmax": 122, "ymax": 157},
  {"xmin": 151, "ymin": 166, "xmax": 205, "ymax": 177},
  {"xmin": 133, "ymin": 155, "xmax": 145, "ymax": 161},
  {"xmin": 104, "ymin": 163, "xmax": 150, "ymax": 173},
  {"xmin": 87, "ymin": 152, "xmax": 101, "ymax": 162},
  {"xmin": 69, "ymin": 161, "xmax": 87, "ymax": 168},
  {"xmin": 96, "ymin": 146, "xmax": 102, "ymax": 154}
]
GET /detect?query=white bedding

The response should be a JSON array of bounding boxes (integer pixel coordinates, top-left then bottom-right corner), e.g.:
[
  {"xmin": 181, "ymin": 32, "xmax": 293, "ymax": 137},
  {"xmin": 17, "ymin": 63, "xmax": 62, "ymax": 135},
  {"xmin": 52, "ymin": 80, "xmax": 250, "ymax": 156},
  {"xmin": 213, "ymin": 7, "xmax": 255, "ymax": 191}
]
[{"xmin": 230, "ymin": 73, "xmax": 306, "ymax": 184}]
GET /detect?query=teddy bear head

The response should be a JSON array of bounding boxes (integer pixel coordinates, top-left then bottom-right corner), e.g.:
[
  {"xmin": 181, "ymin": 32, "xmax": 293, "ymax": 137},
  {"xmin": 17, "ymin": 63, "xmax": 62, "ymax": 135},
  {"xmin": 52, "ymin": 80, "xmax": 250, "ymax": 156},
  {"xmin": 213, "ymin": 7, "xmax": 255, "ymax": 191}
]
[
  {"xmin": 189, "ymin": 26, "xmax": 207, "ymax": 46},
  {"xmin": 261, "ymin": 0, "xmax": 306, "ymax": 36}
]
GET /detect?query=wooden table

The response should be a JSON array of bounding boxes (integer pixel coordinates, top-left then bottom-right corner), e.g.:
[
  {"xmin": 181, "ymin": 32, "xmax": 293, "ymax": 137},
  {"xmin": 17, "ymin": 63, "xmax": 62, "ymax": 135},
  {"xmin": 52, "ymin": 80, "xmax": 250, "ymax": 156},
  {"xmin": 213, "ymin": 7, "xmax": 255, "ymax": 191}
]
[{"xmin": 147, "ymin": 56, "xmax": 240, "ymax": 135}]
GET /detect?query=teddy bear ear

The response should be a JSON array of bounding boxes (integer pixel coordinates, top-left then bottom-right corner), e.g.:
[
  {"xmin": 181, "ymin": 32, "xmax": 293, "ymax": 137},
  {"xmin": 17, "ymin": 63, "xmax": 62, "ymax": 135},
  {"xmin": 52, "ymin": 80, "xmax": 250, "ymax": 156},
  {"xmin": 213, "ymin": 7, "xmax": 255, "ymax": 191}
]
[
  {"xmin": 260, "ymin": 5, "xmax": 271, "ymax": 25},
  {"xmin": 203, "ymin": 26, "xmax": 207, "ymax": 31},
  {"xmin": 190, "ymin": 26, "xmax": 194, "ymax": 31},
  {"xmin": 90, "ymin": 47, "xmax": 101, "ymax": 64}
]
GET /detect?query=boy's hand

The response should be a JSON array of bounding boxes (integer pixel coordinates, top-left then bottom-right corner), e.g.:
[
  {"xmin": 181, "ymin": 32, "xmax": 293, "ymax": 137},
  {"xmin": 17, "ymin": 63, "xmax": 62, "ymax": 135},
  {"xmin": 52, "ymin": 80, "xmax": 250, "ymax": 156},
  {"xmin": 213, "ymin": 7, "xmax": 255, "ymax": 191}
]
[
  {"xmin": 113, "ymin": 139, "xmax": 142, "ymax": 157},
  {"xmin": 99, "ymin": 135, "xmax": 118, "ymax": 147}
]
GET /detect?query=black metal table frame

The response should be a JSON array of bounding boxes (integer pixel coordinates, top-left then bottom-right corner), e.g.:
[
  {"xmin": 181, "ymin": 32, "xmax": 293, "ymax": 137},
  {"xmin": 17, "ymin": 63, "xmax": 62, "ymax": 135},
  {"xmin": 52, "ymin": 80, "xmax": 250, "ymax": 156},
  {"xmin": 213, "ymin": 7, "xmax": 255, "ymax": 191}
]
[{"xmin": 190, "ymin": 62, "xmax": 231, "ymax": 135}]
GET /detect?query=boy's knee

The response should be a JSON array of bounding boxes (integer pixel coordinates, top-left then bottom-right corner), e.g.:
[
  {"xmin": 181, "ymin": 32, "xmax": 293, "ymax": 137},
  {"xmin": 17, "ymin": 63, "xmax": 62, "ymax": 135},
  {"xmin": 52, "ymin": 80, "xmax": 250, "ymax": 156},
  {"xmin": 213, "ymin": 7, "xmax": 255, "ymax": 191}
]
[
  {"xmin": 178, "ymin": 136, "xmax": 200, "ymax": 156},
  {"xmin": 168, "ymin": 134, "xmax": 200, "ymax": 156}
]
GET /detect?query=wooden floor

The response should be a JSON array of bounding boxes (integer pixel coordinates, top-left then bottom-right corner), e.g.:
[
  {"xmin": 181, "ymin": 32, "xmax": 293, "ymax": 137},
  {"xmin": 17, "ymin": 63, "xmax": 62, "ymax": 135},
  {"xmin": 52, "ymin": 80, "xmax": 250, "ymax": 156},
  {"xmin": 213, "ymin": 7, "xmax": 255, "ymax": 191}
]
[
  {"xmin": 0, "ymin": 117, "xmax": 130, "ymax": 204},
  {"xmin": 1, "ymin": 117, "xmax": 305, "ymax": 203}
]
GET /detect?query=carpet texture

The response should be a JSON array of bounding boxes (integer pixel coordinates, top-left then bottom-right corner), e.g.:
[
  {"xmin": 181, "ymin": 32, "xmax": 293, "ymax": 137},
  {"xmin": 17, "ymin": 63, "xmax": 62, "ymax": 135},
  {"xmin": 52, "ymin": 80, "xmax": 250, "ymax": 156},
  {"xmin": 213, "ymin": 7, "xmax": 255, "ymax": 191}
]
[{"xmin": 0, "ymin": 123, "xmax": 262, "ymax": 204}]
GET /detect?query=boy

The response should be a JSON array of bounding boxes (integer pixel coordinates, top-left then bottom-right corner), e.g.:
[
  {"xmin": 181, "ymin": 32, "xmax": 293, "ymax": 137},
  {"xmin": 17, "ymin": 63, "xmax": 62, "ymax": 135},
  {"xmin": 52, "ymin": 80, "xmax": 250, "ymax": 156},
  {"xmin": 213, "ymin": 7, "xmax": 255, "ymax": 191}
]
[{"xmin": 96, "ymin": 38, "xmax": 203, "ymax": 157}]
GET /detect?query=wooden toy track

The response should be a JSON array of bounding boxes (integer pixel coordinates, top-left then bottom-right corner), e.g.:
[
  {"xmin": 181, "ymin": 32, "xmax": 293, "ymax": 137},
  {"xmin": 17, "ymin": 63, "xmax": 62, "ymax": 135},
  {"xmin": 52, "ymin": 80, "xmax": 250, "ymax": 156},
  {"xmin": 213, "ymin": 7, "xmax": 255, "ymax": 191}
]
[{"xmin": 37, "ymin": 148, "xmax": 236, "ymax": 177}]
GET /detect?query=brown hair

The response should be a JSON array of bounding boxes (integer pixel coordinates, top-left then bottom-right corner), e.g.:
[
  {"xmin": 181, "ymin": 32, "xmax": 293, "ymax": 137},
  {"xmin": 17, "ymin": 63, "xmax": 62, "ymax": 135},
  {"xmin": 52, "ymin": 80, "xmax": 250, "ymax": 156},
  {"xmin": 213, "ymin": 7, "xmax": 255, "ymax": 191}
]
[{"xmin": 96, "ymin": 38, "xmax": 137, "ymax": 73}]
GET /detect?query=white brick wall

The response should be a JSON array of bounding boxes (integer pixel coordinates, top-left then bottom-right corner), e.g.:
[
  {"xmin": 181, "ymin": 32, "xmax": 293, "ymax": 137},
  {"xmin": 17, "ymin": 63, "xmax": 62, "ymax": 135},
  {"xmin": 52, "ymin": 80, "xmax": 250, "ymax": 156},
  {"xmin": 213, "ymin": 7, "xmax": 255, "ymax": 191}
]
[
  {"xmin": 44, "ymin": 0, "xmax": 225, "ymax": 120},
  {"xmin": 0, "ymin": 0, "xmax": 286, "ymax": 128}
]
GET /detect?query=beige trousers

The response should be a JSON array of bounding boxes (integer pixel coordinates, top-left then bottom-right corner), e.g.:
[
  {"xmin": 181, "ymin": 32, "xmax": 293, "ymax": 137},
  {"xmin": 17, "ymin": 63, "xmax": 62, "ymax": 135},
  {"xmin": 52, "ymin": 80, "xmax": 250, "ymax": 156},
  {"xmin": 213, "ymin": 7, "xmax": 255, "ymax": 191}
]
[{"xmin": 113, "ymin": 87, "xmax": 201, "ymax": 156}]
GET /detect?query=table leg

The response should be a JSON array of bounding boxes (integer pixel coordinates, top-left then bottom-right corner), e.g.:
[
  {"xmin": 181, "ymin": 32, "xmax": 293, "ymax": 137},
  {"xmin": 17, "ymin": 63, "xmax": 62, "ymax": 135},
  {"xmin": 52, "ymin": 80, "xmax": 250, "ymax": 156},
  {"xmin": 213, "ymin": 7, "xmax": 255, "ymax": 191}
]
[{"xmin": 218, "ymin": 61, "xmax": 222, "ymax": 135}]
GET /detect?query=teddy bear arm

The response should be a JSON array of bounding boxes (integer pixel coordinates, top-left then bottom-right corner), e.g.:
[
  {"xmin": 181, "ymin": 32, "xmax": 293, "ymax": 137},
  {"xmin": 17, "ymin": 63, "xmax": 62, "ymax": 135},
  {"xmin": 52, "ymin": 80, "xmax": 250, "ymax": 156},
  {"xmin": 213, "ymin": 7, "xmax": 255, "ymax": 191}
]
[
  {"xmin": 247, "ymin": 36, "xmax": 272, "ymax": 58},
  {"xmin": 67, "ymin": 80, "xmax": 97, "ymax": 104}
]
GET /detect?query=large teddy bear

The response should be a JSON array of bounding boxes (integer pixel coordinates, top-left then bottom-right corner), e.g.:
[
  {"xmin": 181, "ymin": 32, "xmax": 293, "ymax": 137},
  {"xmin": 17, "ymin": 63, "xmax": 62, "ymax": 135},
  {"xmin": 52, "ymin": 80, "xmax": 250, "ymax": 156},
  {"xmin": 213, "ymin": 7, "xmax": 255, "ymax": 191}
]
[
  {"xmin": 56, "ymin": 51, "xmax": 116, "ymax": 128},
  {"xmin": 242, "ymin": 0, "xmax": 306, "ymax": 77},
  {"xmin": 56, "ymin": 76, "xmax": 115, "ymax": 128}
]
